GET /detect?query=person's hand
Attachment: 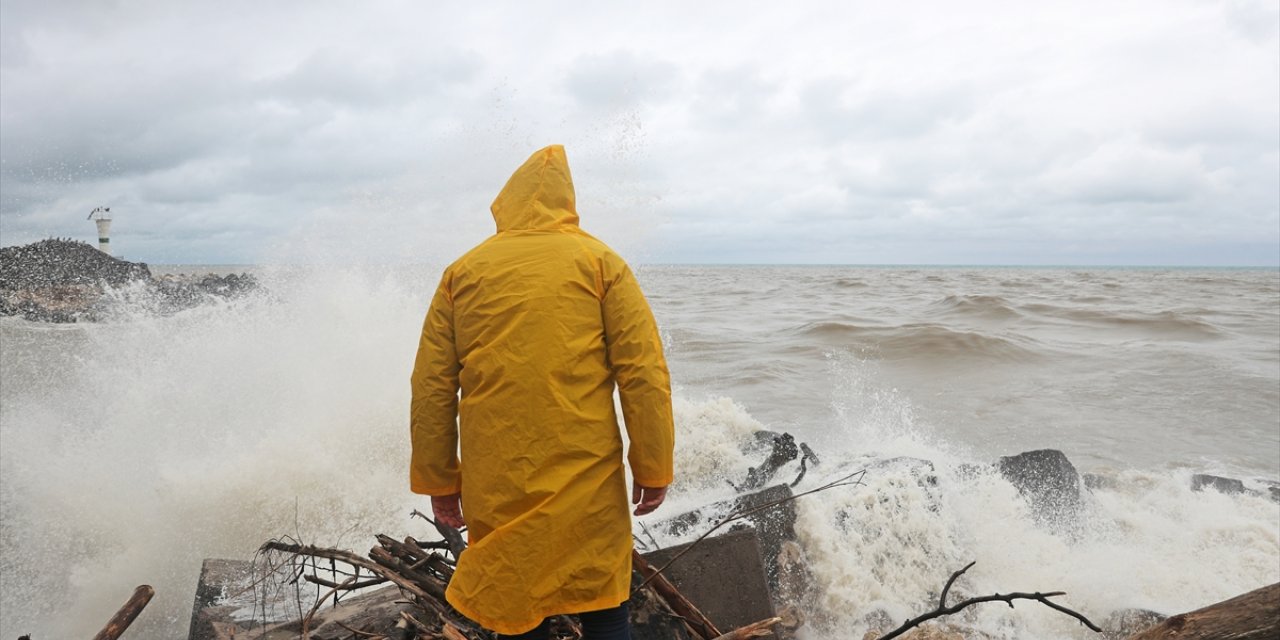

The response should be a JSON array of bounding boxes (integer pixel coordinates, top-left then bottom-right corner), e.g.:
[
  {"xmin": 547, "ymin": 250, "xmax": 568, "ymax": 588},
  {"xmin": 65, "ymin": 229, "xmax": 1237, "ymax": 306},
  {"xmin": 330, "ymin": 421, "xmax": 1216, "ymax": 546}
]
[
  {"xmin": 632, "ymin": 482, "xmax": 668, "ymax": 516},
  {"xmin": 431, "ymin": 492, "xmax": 465, "ymax": 529}
]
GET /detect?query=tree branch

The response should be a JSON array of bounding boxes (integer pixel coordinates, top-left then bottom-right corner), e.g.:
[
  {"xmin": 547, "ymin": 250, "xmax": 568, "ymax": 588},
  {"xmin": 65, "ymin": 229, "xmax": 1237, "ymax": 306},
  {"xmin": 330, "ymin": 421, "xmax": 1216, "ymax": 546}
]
[{"xmin": 878, "ymin": 562, "xmax": 1102, "ymax": 640}]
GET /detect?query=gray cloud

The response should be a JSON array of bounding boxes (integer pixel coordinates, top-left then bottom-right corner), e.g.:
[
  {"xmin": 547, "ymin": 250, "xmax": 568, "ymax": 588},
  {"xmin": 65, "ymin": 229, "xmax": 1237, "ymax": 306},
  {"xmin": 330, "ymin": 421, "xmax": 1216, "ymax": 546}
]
[{"xmin": 1, "ymin": 0, "xmax": 1276, "ymax": 266}]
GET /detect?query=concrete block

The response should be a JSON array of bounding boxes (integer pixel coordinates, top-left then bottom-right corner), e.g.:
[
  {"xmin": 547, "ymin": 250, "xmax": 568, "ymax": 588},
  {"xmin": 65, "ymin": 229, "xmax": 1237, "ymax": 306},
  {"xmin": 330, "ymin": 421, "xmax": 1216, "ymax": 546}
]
[
  {"xmin": 643, "ymin": 527, "xmax": 778, "ymax": 639},
  {"xmin": 652, "ymin": 484, "xmax": 797, "ymax": 596},
  {"xmin": 188, "ymin": 558, "xmax": 298, "ymax": 640}
]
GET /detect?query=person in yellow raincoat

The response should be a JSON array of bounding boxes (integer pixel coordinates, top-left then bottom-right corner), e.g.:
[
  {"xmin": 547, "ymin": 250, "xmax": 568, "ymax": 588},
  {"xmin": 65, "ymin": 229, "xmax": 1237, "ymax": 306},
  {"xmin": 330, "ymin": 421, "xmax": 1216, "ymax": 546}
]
[{"xmin": 410, "ymin": 145, "xmax": 675, "ymax": 638}]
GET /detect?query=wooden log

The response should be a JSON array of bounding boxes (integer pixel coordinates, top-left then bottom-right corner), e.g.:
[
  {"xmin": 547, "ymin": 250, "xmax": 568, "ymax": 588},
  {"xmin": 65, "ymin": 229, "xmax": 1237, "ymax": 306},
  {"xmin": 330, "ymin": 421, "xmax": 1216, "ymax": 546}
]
[
  {"xmin": 1125, "ymin": 582, "xmax": 1280, "ymax": 640},
  {"xmin": 441, "ymin": 622, "xmax": 470, "ymax": 640},
  {"xmin": 406, "ymin": 536, "xmax": 456, "ymax": 579},
  {"xmin": 92, "ymin": 585, "xmax": 155, "ymax": 640},
  {"xmin": 632, "ymin": 549, "xmax": 724, "ymax": 639},
  {"xmin": 368, "ymin": 546, "xmax": 449, "ymax": 601},
  {"xmin": 711, "ymin": 616, "xmax": 782, "ymax": 640}
]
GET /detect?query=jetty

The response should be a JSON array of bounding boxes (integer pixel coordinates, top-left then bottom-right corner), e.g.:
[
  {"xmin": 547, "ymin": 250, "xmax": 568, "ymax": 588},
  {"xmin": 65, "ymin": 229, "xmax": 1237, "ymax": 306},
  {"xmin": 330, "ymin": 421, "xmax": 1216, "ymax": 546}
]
[{"xmin": 0, "ymin": 238, "xmax": 257, "ymax": 322}]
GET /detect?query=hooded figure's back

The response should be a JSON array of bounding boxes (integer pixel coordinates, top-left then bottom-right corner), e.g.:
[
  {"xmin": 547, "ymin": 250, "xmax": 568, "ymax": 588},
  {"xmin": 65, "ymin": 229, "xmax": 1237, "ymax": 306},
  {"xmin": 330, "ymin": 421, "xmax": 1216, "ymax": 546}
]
[{"xmin": 410, "ymin": 145, "xmax": 675, "ymax": 634}]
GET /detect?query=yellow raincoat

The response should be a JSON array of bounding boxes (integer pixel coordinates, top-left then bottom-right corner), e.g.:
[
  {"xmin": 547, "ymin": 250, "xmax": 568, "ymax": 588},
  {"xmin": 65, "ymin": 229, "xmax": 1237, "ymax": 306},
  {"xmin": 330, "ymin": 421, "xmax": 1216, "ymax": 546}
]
[{"xmin": 410, "ymin": 145, "xmax": 675, "ymax": 634}]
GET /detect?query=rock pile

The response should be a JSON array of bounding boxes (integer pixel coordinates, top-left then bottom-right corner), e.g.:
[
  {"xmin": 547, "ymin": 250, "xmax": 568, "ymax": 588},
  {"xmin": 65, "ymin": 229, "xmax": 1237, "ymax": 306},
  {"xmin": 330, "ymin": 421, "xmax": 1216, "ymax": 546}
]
[
  {"xmin": 0, "ymin": 238, "xmax": 151, "ymax": 289},
  {"xmin": 0, "ymin": 238, "xmax": 259, "ymax": 322}
]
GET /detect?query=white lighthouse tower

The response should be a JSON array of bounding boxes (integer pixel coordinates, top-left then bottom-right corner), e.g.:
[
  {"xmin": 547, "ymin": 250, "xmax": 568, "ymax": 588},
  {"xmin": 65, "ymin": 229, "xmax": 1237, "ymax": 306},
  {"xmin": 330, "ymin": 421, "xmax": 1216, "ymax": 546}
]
[{"xmin": 88, "ymin": 206, "xmax": 112, "ymax": 254}]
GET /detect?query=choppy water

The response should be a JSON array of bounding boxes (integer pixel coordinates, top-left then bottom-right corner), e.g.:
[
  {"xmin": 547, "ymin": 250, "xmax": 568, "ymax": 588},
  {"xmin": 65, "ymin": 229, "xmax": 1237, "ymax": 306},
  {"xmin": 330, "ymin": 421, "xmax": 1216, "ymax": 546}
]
[{"xmin": 1, "ymin": 265, "xmax": 1277, "ymax": 638}]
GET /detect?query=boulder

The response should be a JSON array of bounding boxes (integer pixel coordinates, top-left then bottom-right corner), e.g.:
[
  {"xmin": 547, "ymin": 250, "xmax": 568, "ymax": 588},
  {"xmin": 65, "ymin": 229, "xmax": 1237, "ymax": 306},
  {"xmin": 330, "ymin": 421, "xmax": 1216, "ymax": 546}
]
[
  {"xmin": 996, "ymin": 449, "xmax": 1082, "ymax": 531},
  {"xmin": 1190, "ymin": 474, "xmax": 1245, "ymax": 495},
  {"xmin": 1082, "ymin": 472, "xmax": 1119, "ymax": 491},
  {"xmin": 0, "ymin": 239, "xmax": 259, "ymax": 321},
  {"xmin": 0, "ymin": 238, "xmax": 150, "ymax": 289},
  {"xmin": 1102, "ymin": 608, "xmax": 1167, "ymax": 639}
]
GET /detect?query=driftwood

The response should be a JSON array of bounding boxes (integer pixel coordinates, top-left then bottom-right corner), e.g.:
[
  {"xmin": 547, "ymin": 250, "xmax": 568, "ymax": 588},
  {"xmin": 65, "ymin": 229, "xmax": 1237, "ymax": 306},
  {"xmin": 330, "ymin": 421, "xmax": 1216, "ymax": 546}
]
[
  {"xmin": 1124, "ymin": 582, "xmax": 1279, "ymax": 640},
  {"xmin": 711, "ymin": 616, "xmax": 783, "ymax": 639},
  {"xmin": 877, "ymin": 562, "xmax": 1101, "ymax": 640},
  {"xmin": 92, "ymin": 584, "xmax": 155, "ymax": 640},
  {"xmin": 263, "ymin": 529, "xmax": 801, "ymax": 639}
]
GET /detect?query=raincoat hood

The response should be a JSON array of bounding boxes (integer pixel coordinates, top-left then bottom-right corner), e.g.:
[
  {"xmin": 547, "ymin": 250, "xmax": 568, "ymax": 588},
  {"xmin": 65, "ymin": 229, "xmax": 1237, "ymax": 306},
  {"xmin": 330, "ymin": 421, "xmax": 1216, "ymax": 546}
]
[{"xmin": 490, "ymin": 144, "xmax": 580, "ymax": 231}]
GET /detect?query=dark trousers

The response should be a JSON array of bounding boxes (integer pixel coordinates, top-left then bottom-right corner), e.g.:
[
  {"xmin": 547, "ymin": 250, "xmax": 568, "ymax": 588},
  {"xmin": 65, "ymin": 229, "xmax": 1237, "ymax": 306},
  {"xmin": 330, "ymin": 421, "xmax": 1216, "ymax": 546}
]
[{"xmin": 498, "ymin": 603, "xmax": 630, "ymax": 640}]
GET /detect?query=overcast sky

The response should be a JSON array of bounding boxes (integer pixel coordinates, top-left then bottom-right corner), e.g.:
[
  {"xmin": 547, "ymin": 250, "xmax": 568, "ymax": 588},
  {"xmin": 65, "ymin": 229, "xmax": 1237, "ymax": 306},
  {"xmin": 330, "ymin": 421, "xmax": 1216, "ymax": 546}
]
[{"xmin": 1, "ymin": 1, "xmax": 1277, "ymax": 265}]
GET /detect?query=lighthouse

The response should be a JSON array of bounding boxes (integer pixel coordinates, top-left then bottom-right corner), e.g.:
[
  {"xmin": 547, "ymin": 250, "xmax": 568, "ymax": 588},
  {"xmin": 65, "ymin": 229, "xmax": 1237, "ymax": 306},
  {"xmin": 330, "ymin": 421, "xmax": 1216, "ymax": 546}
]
[{"xmin": 88, "ymin": 206, "xmax": 112, "ymax": 254}]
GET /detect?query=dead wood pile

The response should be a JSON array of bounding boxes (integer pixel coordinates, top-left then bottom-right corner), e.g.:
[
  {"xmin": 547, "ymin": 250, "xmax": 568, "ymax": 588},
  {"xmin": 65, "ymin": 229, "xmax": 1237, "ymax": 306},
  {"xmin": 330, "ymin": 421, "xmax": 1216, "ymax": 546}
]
[{"xmin": 257, "ymin": 517, "xmax": 783, "ymax": 640}]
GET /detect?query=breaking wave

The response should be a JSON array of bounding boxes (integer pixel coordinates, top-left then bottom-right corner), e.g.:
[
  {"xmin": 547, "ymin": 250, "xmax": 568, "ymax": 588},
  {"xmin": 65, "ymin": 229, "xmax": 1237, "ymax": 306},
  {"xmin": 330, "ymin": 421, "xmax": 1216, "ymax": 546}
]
[{"xmin": 787, "ymin": 321, "xmax": 1044, "ymax": 363}]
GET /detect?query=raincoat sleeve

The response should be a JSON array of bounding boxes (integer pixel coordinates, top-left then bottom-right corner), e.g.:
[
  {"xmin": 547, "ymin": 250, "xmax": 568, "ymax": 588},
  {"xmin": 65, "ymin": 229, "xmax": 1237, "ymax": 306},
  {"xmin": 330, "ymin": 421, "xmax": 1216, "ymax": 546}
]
[
  {"xmin": 409, "ymin": 272, "xmax": 463, "ymax": 496},
  {"xmin": 601, "ymin": 258, "xmax": 675, "ymax": 488}
]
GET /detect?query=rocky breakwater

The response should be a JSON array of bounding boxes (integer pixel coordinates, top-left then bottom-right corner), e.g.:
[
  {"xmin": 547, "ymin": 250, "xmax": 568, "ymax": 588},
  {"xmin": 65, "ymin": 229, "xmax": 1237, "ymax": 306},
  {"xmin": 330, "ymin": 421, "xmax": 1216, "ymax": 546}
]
[{"xmin": 0, "ymin": 239, "xmax": 258, "ymax": 322}]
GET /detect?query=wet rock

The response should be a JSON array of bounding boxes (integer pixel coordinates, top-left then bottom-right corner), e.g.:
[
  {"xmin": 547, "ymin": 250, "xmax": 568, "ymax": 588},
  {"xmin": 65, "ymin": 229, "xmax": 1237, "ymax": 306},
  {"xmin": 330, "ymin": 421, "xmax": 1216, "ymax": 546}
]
[
  {"xmin": 737, "ymin": 432, "xmax": 801, "ymax": 491},
  {"xmin": 1083, "ymin": 472, "xmax": 1119, "ymax": 491},
  {"xmin": 1191, "ymin": 474, "xmax": 1245, "ymax": 495},
  {"xmin": 0, "ymin": 238, "xmax": 150, "ymax": 289},
  {"xmin": 151, "ymin": 272, "xmax": 259, "ymax": 314},
  {"xmin": 954, "ymin": 462, "xmax": 992, "ymax": 480},
  {"xmin": 870, "ymin": 457, "xmax": 938, "ymax": 486},
  {"xmin": 772, "ymin": 540, "xmax": 815, "ymax": 617},
  {"xmin": 996, "ymin": 449, "xmax": 1082, "ymax": 530},
  {"xmin": 629, "ymin": 569, "xmax": 696, "ymax": 640},
  {"xmin": 1, "ymin": 238, "xmax": 259, "ymax": 321},
  {"xmin": 734, "ymin": 431, "xmax": 821, "ymax": 491},
  {"xmin": 1101, "ymin": 608, "xmax": 1167, "ymax": 639}
]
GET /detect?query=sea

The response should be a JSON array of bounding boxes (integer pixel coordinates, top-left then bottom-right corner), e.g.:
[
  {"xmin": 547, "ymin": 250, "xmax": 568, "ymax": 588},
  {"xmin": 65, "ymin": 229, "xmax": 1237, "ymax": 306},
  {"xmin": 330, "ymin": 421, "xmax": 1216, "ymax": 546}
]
[{"xmin": 1, "ymin": 264, "xmax": 1277, "ymax": 639}]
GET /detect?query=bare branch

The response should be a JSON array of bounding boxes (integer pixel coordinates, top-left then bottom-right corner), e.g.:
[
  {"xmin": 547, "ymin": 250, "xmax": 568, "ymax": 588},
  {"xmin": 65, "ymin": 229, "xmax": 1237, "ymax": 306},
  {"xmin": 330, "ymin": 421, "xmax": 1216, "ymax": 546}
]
[
  {"xmin": 938, "ymin": 561, "xmax": 975, "ymax": 610},
  {"xmin": 261, "ymin": 541, "xmax": 438, "ymax": 605},
  {"xmin": 302, "ymin": 576, "xmax": 355, "ymax": 638},
  {"xmin": 877, "ymin": 561, "xmax": 1102, "ymax": 640},
  {"xmin": 334, "ymin": 620, "xmax": 387, "ymax": 638},
  {"xmin": 303, "ymin": 573, "xmax": 387, "ymax": 591}
]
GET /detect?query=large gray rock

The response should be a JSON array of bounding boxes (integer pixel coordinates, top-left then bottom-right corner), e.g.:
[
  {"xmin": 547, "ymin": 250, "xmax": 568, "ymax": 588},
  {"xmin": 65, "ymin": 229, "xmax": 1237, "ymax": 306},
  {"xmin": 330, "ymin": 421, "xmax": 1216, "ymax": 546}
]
[
  {"xmin": 1, "ymin": 239, "xmax": 259, "ymax": 322},
  {"xmin": 1101, "ymin": 608, "xmax": 1167, "ymax": 640},
  {"xmin": 629, "ymin": 570, "xmax": 696, "ymax": 640},
  {"xmin": 0, "ymin": 238, "xmax": 150, "ymax": 290},
  {"xmin": 996, "ymin": 449, "xmax": 1082, "ymax": 532},
  {"xmin": 1191, "ymin": 473, "xmax": 1245, "ymax": 495}
]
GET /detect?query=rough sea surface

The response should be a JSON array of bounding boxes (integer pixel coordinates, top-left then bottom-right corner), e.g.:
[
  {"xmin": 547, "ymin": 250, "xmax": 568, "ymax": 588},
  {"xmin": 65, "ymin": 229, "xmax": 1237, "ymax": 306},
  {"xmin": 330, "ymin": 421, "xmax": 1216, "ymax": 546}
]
[{"xmin": 1, "ymin": 265, "xmax": 1277, "ymax": 638}]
